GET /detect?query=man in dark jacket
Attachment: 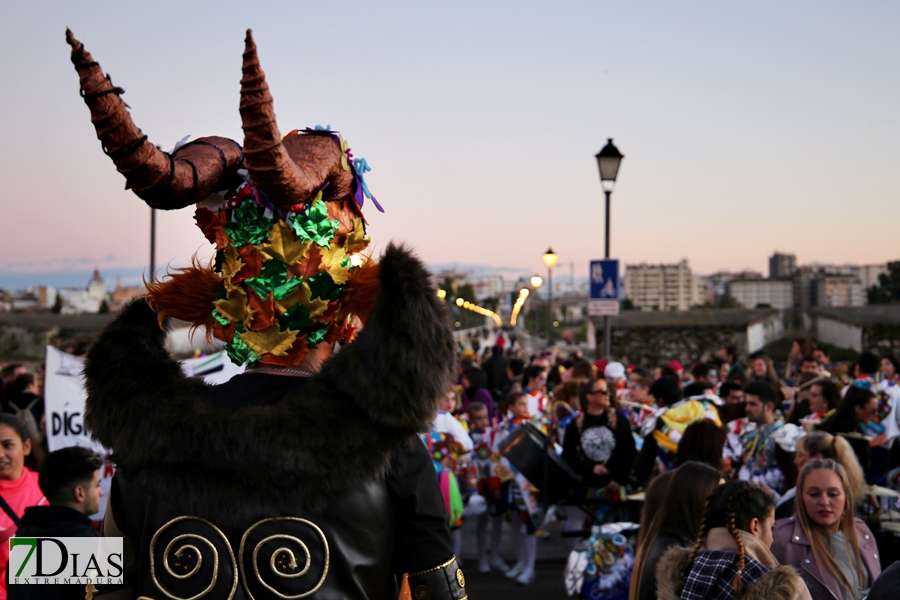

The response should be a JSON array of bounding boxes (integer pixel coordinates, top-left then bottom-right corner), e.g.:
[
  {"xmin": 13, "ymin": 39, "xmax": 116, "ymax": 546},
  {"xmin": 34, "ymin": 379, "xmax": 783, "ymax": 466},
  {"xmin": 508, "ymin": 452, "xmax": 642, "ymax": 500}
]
[{"xmin": 8, "ymin": 446, "xmax": 102, "ymax": 599}]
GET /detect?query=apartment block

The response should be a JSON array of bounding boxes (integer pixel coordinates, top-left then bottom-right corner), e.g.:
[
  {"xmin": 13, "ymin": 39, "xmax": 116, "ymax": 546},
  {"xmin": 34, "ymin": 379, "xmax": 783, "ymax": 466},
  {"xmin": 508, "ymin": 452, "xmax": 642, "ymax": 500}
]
[
  {"xmin": 624, "ymin": 260, "xmax": 702, "ymax": 311},
  {"xmin": 817, "ymin": 276, "xmax": 865, "ymax": 307},
  {"xmin": 728, "ymin": 279, "xmax": 794, "ymax": 310}
]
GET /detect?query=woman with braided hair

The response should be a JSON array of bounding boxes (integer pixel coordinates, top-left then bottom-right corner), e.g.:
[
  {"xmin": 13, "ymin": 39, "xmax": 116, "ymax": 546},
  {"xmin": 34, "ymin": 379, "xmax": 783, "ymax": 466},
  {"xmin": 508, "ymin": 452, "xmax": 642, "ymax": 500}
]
[
  {"xmin": 656, "ymin": 480, "xmax": 811, "ymax": 600},
  {"xmin": 630, "ymin": 462, "xmax": 723, "ymax": 600},
  {"xmin": 771, "ymin": 459, "xmax": 881, "ymax": 600}
]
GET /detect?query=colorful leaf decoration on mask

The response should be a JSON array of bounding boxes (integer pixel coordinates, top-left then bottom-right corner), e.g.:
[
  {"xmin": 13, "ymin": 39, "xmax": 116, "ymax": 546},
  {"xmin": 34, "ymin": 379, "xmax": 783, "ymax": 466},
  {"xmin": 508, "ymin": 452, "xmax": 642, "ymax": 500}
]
[
  {"xmin": 281, "ymin": 302, "xmax": 310, "ymax": 333},
  {"xmin": 273, "ymin": 276, "xmax": 304, "ymax": 301},
  {"xmin": 344, "ymin": 217, "xmax": 369, "ymax": 254},
  {"xmin": 307, "ymin": 323, "xmax": 330, "ymax": 346},
  {"xmin": 240, "ymin": 324, "xmax": 299, "ymax": 357},
  {"xmin": 295, "ymin": 282, "xmax": 330, "ymax": 319},
  {"xmin": 235, "ymin": 245, "xmax": 264, "ymax": 282},
  {"xmin": 244, "ymin": 260, "xmax": 288, "ymax": 298},
  {"xmin": 258, "ymin": 220, "xmax": 311, "ymax": 265},
  {"xmin": 221, "ymin": 244, "xmax": 245, "ymax": 281},
  {"xmin": 224, "ymin": 201, "xmax": 273, "ymax": 246},
  {"xmin": 247, "ymin": 290, "xmax": 276, "ymax": 331},
  {"xmin": 307, "ymin": 270, "xmax": 342, "ymax": 301},
  {"xmin": 195, "ymin": 207, "xmax": 228, "ymax": 249},
  {"xmin": 320, "ymin": 245, "xmax": 350, "ymax": 285},
  {"xmin": 212, "ymin": 286, "xmax": 251, "ymax": 325},
  {"xmin": 225, "ymin": 331, "xmax": 256, "ymax": 365},
  {"xmin": 289, "ymin": 198, "xmax": 340, "ymax": 248},
  {"xmin": 287, "ymin": 243, "xmax": 323, "ymax": 280}
]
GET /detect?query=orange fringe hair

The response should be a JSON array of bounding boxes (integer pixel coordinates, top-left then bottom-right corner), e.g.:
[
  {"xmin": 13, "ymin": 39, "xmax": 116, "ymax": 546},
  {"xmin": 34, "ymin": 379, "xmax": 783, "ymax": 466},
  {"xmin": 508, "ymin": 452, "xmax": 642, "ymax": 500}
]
[{"xmin": 145, "ymin": 257, "xmax": 222, "ymax": 343}]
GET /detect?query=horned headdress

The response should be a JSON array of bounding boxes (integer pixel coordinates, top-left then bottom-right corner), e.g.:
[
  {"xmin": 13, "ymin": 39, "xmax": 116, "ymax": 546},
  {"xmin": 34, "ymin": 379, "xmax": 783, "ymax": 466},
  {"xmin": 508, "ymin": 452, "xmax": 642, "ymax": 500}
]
[{"xmin": 67, "ymin": 29, "xmax": 381, "ymax": 366}]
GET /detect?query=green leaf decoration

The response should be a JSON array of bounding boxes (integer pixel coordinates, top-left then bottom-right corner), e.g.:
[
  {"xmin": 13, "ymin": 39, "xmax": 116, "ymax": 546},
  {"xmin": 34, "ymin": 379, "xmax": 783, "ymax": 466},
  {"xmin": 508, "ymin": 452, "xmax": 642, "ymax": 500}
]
[
  {"xmin": 281, "ymin": 303, "xmax": 310, "ymax": 333},
  {"xmin": 307, "ymin": 270, "xmax": 343, "ymax": 301},
  {"xmin": 273, "ymin": 276, "xmax": 304, "ymax": 300},
  {"xmin": 225, "ymin": 334, "xmax": 256, "ymax": 366},
  {"xmin": 245, "ymin": 260, "xmax": 289, "ymax": 298},
  {"xmin": 224, "ymin": 201, "xmax": 273, "ymax": 246},
  {"xmin": 307, "ymin": 323, "xmax": 329, "ymax": 346},
  {"xmin": 289, "ymin": 199, "xmax": 340, "ymax": 248}
]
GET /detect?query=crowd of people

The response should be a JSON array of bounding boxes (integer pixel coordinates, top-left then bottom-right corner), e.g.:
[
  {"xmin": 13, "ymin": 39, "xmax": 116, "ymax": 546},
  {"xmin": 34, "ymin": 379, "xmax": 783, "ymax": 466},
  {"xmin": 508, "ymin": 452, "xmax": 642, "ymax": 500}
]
[
  {"xmin": 430, "ymin": 331, "xmax": 900, "ymax": 598},
  {"xmin": 0, "ymin": 362, "xmax": 107, "ymax": 599}
]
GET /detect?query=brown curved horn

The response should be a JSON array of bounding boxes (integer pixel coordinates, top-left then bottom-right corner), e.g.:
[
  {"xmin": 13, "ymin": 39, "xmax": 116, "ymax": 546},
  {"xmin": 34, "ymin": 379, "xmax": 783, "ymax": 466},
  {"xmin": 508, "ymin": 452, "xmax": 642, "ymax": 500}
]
[
  {"xmin": 240, "ymin": 29, "xmax": 319, "ymax": 206},
  {"xmin": 66, "ymin": 29, "xmax": 242, "ymax": 209}
]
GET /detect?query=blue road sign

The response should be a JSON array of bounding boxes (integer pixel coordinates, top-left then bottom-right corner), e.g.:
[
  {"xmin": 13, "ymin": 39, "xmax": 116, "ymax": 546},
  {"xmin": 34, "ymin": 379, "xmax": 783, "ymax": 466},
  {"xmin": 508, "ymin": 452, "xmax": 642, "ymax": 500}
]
[{"xmin": 590, "ymin": 259, "xmax": 619, "ymax": 300}]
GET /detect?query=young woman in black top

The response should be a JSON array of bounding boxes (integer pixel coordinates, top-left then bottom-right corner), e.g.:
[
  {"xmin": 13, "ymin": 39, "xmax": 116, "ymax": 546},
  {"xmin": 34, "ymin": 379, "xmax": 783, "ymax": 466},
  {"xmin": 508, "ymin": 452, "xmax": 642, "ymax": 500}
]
[{"xmin": 562, "ymin": 378, "xmax": 636, "ymax": 496}]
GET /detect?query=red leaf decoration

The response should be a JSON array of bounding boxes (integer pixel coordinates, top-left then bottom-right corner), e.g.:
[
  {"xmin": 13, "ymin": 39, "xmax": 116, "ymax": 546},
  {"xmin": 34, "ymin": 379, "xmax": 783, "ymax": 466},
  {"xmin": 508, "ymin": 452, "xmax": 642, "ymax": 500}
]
[
  {"xmin": 247, "ymin": 289, "xmax": 276, "ymax": 331},
  {"xmin": 287, "ymin": 243, "xmax": 324, "ymax": 280},
  {"xmin": 256, "ymin": 335, "xmax": 310, "ymax": 367},
  {"xmin": 194, "ymin": 207, "xmax": 228, "ymax": 248},
  {"xmin": 233, "ymin": 244, "xmax": 264, "ymax": 283}
]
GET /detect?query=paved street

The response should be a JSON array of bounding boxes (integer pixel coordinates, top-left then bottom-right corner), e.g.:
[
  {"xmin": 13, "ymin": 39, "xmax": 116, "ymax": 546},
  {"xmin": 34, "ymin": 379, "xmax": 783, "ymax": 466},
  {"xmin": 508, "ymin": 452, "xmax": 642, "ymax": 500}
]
[{"xmin": 456, "ymin": 515, "xmax": 576, "ymax": 599}]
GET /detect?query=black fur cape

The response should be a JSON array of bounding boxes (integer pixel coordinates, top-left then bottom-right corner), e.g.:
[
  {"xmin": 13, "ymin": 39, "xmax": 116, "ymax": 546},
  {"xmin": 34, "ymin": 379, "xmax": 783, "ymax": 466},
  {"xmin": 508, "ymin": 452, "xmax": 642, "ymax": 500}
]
[{"xmin": 83, "ymin": 244, "xmax": 455, "ymax": 529}]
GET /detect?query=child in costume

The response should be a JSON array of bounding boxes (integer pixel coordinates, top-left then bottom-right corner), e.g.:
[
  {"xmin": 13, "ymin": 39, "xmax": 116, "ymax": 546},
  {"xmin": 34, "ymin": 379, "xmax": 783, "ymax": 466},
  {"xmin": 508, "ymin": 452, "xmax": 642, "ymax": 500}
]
[
  {"xmin": 465, "ymin": 401, "xmax": 509, "ymax": 575},
  {"xmin": 67, "ymin": 29, "xmax": 466, "ymax": 600},
  {"xmin": 428, "ymin": 391, "xmax": 474, "ymax": 565},
  {"xmin": 493, "ymin": 391, "xmax": 541, "ymax": 585}
]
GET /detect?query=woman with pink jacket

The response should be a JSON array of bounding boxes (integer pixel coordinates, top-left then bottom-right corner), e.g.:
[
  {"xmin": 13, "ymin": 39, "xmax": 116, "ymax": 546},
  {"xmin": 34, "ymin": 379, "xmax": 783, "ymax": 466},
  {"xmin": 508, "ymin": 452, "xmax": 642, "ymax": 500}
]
[{"xmin": 770, "ymin": 459, "xmax": 881, "ymax": 600}]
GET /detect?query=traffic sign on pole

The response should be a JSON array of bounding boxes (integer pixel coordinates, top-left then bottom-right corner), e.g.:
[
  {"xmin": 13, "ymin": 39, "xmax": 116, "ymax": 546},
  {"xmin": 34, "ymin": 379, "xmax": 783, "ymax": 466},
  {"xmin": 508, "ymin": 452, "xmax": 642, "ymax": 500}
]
[{"xmin": 589, "ymin": 259, "xmax": 620, "ymax": 316}]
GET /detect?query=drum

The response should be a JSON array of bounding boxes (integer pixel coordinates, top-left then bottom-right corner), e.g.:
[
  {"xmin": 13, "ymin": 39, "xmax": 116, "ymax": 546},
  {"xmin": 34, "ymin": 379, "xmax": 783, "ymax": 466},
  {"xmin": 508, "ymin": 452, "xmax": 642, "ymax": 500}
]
[{"xmin": 498, "ymin": 422, "xmax": 580, "ymax": 503}]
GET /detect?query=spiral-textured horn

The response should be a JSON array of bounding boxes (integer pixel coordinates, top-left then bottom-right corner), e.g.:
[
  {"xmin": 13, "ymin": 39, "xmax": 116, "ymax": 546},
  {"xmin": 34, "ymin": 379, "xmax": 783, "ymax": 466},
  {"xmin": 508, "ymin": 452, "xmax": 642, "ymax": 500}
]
[
  {"xmin": 241, "ymin": 29, "xmax": 343, "ymax": 207},
  {"xmin": 67, "ymin": 29, "xmax": 243, "ymax": 209}
]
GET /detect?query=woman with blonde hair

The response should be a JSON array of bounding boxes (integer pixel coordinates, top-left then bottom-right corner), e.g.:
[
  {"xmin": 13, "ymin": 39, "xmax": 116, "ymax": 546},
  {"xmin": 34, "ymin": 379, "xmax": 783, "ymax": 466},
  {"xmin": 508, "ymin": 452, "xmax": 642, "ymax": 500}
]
[
  {"xmin": 771, "ymin": 459, "xmax": 881, "ymax": 600},
  {"xmin": 775, "ymin": 432, "xmax": 865, "ymax": 519}
]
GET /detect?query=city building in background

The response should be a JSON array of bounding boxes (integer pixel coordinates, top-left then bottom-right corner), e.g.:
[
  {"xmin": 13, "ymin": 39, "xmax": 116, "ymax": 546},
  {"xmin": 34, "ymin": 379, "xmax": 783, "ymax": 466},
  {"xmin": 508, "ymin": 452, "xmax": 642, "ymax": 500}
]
[
  {"xmin": 727, "ymin": 279, "xmax": 794, "ymax": 310},
  {"xmin": 769, "ymin": 252, "xmax": 797, "ymax": 279},
  {"xmin": 624, "ymin": 260, "xmax": 702, "ymax": 311},
  {"xmin": 816, "ymin": 275, "xmax": 865, "ymax": 307}
]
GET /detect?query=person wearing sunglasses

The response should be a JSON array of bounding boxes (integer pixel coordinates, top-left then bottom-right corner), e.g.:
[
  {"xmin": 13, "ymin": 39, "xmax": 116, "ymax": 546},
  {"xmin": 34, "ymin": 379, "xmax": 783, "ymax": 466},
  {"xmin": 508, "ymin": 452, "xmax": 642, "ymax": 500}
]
[{"xmin": 562, "ymin": 379, "xmax": 636, "ymax": 499}]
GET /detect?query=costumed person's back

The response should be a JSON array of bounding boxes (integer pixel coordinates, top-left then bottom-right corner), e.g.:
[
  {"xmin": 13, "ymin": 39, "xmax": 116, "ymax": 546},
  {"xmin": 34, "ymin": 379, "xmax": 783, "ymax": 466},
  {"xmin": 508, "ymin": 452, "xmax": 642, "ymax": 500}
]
[{"xmin": 67, "ymin": 29, "xmax": 466, "ymax": 600}]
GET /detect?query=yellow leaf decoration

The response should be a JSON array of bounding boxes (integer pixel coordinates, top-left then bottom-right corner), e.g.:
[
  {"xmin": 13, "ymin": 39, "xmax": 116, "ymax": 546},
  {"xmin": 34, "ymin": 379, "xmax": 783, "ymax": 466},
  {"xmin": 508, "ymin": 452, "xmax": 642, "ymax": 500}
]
[
  {"xmin": 240, "ymin": 325, "xmax": 299, "ymax": 357},
  {"xmin": 213, "ymin": 286, "xmax": 252, "ymax": 325},
  {"xmin": 339, "ymin": 134, "xmax": 349, "ymax": 171},
  {"xmin": 308, "ymin": 297, "xmax": 330, "ymax": 319},
  {"xmin": 345, "ymin": 217, "xmax": 369, "ymax": 254},
  {"xmin": 297, "ymin": 281, "xmax": 330, "ymax": 318},
  {"xmin": 258, "ymin": 221, "xmax": 311, "ymax": 265},
  {"xmin": 275, "ymin": 285, "xmax": 302, "ymax": 315},
  {"xmin": 320, "ymin": 245, "xmax": 350, "ymax": 285},
  {"xmin": 221, "ymin": 243, "xmax": 245, "ymax": 281}
]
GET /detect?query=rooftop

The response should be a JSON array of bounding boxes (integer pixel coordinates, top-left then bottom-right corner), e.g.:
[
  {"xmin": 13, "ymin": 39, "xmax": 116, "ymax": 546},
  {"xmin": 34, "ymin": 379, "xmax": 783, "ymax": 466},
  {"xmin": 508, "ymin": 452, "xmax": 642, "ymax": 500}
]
[
  {"xmin": 808, "ymin": 305, "xmax": 900, "ymax": 327},
  {"xmin": 592, "ymin": 308, "xmax": 779, "ymax": 329}
]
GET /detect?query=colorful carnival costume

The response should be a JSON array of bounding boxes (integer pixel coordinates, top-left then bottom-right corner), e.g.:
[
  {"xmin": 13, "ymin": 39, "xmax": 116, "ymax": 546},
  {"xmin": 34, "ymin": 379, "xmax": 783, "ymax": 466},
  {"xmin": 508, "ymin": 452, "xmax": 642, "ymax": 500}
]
[
  {"xmin": 738, "ymin": 419, "xmax": 801, "ymax": 496},
  {"xmin": 69, "ymin": 29, "xmax": 465, "ymax": 600},
  {"xmin": 634, "ymin": 395, "xmax": 723, "ymax": 482},
  {"xmin": 427, "ymin": 411, "xmax": 474, "ymax": 528}
]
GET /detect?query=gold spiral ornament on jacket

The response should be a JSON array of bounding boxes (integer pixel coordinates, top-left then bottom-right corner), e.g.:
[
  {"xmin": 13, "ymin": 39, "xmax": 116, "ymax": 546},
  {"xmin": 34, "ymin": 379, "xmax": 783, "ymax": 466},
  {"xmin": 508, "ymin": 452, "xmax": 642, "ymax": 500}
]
[
  {"xmin": 149, "ymin": 516, "xmax": 239, "ymax": 600},
  {"xmin": 239, "ymin": 517, "xmax": 330, "ymax": 599}
]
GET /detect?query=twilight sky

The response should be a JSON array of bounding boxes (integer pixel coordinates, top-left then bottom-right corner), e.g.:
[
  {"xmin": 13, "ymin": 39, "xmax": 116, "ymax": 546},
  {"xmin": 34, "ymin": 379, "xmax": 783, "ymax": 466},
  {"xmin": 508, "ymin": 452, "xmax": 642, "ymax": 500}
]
[{"xmin": 1, "ymin": 1, "xmax": 898, "ymax": 288}]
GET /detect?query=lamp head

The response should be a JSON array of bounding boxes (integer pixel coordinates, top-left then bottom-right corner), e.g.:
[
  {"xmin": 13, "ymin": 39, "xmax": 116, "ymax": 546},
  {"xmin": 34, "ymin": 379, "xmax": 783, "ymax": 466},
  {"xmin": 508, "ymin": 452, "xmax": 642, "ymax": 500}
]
[
  {"xmin": 530, "ymin": 275, "xmax": 543, "ymax": 289},
  {"xmin": 543, "ymin": 247, "xmax": 558, "ymax": 268},
  {"xmin": 595, "ymin": 138, "xmax": 624, "ymax": 192}
]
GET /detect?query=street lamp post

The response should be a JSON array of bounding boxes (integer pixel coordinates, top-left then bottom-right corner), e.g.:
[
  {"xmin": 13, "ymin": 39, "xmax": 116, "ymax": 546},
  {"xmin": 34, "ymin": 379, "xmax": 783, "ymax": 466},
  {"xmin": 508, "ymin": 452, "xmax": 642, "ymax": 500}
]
[
  {"xmin": 595, "ymin": 139, "xmax": 624, "ymax": 361},
  {"xmin": 149, "ymin": 208, "xmax": 157, "ymax": 283},
  {"xmin": 543, "ymin": 248, "xmax": 557, "ymax": 344},
  {"xmin": 530, "ymin": 275, "xmax": 542, "ymax": 336}
]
